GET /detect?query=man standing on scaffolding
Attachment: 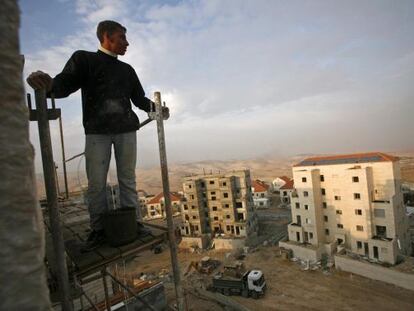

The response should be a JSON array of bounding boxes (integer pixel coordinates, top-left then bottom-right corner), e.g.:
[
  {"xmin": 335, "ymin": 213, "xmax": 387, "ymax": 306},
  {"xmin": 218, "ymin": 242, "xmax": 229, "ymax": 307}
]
[{"xmin": 27, "ymin": 20, "xmax": 165, "ymax": 251}]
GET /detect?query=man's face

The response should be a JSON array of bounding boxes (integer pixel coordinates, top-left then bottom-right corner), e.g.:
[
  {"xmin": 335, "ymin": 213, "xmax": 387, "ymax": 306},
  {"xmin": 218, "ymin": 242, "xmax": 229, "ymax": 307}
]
[{"xmin": 106, "ymin": 29, "xmax": 129, "ymax": 55}]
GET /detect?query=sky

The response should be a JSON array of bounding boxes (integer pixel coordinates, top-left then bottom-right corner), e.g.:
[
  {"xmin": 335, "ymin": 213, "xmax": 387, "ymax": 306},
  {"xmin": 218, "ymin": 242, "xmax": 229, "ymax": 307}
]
[{"xmin": 20, "ymin": 0, "xmax": 414, "ymax": 173}]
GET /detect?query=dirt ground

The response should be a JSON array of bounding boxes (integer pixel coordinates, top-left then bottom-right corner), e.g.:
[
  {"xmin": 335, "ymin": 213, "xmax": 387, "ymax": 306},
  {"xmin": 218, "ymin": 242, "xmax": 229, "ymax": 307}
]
[
  {"xmin": 126, "ymin": 244, "xmax": 414, "ymax": 311},
  {"xmin": 124, "ymin": 205, "xmax": 414, "ymax": 310}
]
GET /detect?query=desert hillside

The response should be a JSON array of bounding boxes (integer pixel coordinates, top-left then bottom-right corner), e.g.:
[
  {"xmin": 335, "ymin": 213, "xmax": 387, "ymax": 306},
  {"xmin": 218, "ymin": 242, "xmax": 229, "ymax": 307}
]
[{"xmin": 35, "ymin": 152, "xmax": 414, "ymax": 198}]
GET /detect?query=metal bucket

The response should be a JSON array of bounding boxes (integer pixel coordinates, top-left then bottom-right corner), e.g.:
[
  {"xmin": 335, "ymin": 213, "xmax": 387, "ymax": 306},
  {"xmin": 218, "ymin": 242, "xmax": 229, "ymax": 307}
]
[{"xmin": 103, "ymin": 207, "xmax": 137, "ymax": 247}]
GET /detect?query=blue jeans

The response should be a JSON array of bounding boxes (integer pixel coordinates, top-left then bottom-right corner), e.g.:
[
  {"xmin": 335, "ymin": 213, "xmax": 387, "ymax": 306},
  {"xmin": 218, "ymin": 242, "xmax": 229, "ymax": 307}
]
[{"xmin": 85, "ymin": 131, "xmax": 141, "ymax": 231}]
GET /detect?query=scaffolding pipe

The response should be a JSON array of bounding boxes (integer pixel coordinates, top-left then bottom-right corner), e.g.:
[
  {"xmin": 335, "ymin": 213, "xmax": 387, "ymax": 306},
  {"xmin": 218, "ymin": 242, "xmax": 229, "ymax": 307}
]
[
  {"xmin": 52, "ymin": 94, "xmax": 69, "ymax": 199},
  {"xmin": 153, "ymin": 92, "xmax": 185, "ymax": 310},
  {"xmin": 34, "ymin": 89, "xmax": 73, "ymax": 311}
]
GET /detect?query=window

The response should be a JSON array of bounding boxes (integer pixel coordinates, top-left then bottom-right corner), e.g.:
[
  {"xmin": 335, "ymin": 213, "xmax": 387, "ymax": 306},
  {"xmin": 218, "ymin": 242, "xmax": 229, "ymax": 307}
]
[
  {"xmin": 354, "ymin": 193, "xmax": 361, "ymax": 200},
  {"xmin": 184, "ymin": 205, "xmax": 188, "ymax": 210},
  {"xmin": 322, "ymin": 202, "xmax": 327, "ymax": 209},
  {"xmin": 223, "ymin": 192, "xmax": 229, "ymax": 198},
  {"xmin": 295, "ymin": 202, "xmax": 300, "ymax": 209},
  {"xmin": 355, "ymin": 209, "xmax": 362, "ymax": 215},
  {"xmin": 224, "ymin": 214, "xmax": 230, "ymax": 219},
  {"xmin": 334, "ymin": 196, "xmax": 341, "ymax": 201},
  {"xmin": 356, "ymin": 225, "xmax": 364, "ymax": 231},
  {"xmin": 302, "ymin": 177, "xmax": 307, "ymax": 182},
  {"xmin": 261, "ymin": 193, "xmax": 265, "ymax": 198},
  {"xmin": 224, "ymin": 204, "xmax": 230, "ymax": 208},
  {"xmin": 222, "ymin": 182, "xmax": 227, "ymax": 186},
  {"xmin": 325, "ymin": 229, "xmax": 330, "ymax": 235},
  {"xmin": 357, "ymin": 241, "xmax": 362, "ymax": 249},
  {"xmin": 212, "ymin": 206, "xmax": 217, "ymax": 211},
  {"xmin": 200, "ymin": 182, "xmax": 205, "ymax": 188},
  {"xmin": 213, "ymin": 216, "xmax": 219, "ymax": 221},
  {"xmin": 352, "ymin": 176, "xmax": 359, "ymax": 183},
  {"xmin": 209, "ymin": 181, "xmax": 215, "ymax": 185},
  {"xmin": 337, "ymin": 224, "xmax": 343, "ymax": 229},
  {"xmin": 320, "ymin": 175, "xmax": 325, "ymax": 182},
  {"xmin": 188, "ymin": 184, "xmax": 192, "ymax": 189},
  {"xmin": 336, "ymin": 210, "xmax": 342, "ymax": 215},
  {"xmin": 211, "ymin": 196, "xmax": 216, "ymax": 201},
  {"xmin": 303, "ymin": 191, "xmax": 309, "ymax": 197},
  {"xmin": 324, "ymin": 215, "xmax": 328, "ymax": 222},
  {"xmin": 374, "ymin": 209, "xmax": 385, "ymax": 218},
  {"xmin": 211, "ymin": 191, "xmax": 216, "ymax": 195},
  {"xmin": 321, "ymin": 188, "xmax": 326, "ymax": 195},
  {"xmin": 305, "ymin": 218, "xmax": 311, "ymax": 224},
  {"xmin": 304, "ymin": 204, "xmax": 309, "ymax": 210},
  {"xmin": 190, "ymin": 195, "xmax": 194, "ymax": 200},
  {"xmin": 309, "ymin": 232, "xmax": 313, "ymax": 239},
  {"xmin": 192, "ymin": 215, "xmax": 197, "ymax": 220},
  {"xmin": 376, "ymin": 225, "xmax": 387, "ymax": 238},
  {"xmin": 192, "ymin": 205, "xmax": 196, "ymax": 210}
]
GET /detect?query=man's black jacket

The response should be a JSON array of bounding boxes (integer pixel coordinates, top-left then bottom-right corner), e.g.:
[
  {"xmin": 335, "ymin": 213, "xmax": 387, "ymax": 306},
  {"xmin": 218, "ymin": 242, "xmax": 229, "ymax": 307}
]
[{"xmin": 50, "ymin": 50, "xmax": 151, "ymax": 134}]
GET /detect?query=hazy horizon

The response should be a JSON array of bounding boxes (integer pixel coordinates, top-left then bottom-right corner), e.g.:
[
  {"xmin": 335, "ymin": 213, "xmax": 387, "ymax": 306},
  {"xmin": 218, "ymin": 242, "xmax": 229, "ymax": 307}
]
[{"xmin": 20, "ymin": 0, "xmax": 414, "ymax": 175}]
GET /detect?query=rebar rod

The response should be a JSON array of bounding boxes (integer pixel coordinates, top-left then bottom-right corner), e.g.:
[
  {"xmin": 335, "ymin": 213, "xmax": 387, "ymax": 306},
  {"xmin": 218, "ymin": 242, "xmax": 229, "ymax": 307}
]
[
  {"xmin": 105, "ymin": 270, "xmax": 156, "ymax": 311},
  {"xmin": 153, "ymin": 91, "xmax": 185, "ymax": 310},
  {"xmin": 34, "ymin": 89, "xmax": 72, "ymax": 310}
]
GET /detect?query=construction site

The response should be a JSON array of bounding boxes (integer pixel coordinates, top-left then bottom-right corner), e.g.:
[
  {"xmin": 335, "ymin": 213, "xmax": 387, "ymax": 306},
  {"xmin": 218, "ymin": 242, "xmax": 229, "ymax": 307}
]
[{"xmin": 2, "ymin": 1, "xmax": 414, "ymax": 311}]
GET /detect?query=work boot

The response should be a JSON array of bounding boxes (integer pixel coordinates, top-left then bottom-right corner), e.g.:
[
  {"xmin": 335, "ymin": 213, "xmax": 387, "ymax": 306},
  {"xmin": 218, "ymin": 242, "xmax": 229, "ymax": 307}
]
[
  {"xmin": 81, "ymin": 230, "xmax": 106, "ymax": 252},
  {"xmin": 137, "ymin": 222, "xmax": 152, "ymax": 237}
]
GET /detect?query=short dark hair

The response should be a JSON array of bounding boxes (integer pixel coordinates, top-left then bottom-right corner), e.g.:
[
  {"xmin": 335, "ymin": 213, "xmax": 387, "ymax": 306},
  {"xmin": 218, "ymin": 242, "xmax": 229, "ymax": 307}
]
[{"xmin": 96, "ymin": 20, "xmax": 126, "ymax": 43}]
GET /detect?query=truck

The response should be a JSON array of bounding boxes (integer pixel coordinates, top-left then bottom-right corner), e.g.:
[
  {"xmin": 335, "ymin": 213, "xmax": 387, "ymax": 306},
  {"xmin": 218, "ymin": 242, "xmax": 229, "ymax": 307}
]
[{"xmin": 208, "ymin": 269, "xmax": 266, "ymax": 299}]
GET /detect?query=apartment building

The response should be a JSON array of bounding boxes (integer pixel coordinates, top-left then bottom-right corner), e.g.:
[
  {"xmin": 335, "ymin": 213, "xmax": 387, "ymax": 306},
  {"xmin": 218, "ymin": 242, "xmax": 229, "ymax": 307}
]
[
  {"xmin": 280, "ymin": 152, "xmax": 411, "ymax": 264},
  {"xmin": 251, "ymin": 179, "xmax": 271, "ymax": 208},
  {"xmin": 180, "ymin": 170, "xmax": 258, "ymax": 248},
  {"xmin": 145, "ymin": 192, "xmax": 183, "ymax": 219}
]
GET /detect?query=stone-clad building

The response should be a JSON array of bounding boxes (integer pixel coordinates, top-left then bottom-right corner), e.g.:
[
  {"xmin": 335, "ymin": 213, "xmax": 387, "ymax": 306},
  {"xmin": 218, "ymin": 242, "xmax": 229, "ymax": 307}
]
[
  {"xmin": 180, "ymin": 170, "xmax": 258, "ymax": 249},
  {"xmin": 280, "ymin": 152, "xmax": 411, "ymax": 264}
]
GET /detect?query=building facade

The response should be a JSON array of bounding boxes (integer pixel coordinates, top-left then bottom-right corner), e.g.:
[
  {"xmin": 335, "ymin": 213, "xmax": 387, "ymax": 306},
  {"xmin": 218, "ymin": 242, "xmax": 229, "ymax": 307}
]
[
  {"xmin": 281, "ymin": 152, "xmax": 411, "ymax": 264},
  {"xmin": 180, "ymin": 170, "xmax": 258, "ymax": 248},
  {"xmin": 145, "ymin": 192, "xmax": 183, "ymax": 219},
  {"xmin": 251, "ymin": 179, "xmax": 271, "ymax": 208}
]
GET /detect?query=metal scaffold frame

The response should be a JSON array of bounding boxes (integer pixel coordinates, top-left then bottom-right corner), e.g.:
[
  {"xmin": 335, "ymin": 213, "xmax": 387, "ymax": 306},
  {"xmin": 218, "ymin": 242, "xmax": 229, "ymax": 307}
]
[{"xmin": 29, "ymin": 90, "xmax": 185, "ymax": 311}]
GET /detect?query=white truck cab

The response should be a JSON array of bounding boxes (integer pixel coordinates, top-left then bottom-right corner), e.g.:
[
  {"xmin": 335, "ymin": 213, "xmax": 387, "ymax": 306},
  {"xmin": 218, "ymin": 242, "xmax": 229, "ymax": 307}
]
[{"xmin": 247, "ymin": 270, "xmax": 266, "ymax": 293}]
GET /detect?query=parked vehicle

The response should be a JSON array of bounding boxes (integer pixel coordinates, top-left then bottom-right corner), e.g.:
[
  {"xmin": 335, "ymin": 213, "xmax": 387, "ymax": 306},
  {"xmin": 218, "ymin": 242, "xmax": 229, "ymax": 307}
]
[{"xmin": 208, "ymin": 269, "xmax": 266, "ymax": 299}]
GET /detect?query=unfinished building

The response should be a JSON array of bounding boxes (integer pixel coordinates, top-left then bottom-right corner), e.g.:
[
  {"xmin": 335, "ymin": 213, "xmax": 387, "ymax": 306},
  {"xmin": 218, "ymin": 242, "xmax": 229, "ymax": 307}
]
[
  {"xmin": 179, "ymin": 170, "xmax": 258, "ymax": 249},
  {"xmin": 280, "ymin": 152, "xmax": 411, "ymax": 264}
]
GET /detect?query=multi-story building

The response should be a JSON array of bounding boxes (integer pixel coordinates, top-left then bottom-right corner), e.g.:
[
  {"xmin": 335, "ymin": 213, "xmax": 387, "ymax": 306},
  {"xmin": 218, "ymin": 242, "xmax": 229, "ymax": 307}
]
[
  {"xmin": 145, "ymin": 192, "xmax": 183, "ymax": 219},
  {"xmin": 280, "ymin": 152, "xmax": 411, "ymax": 264},
  {"xmin": 180, "ymin": 170, "xmax": 258, "ymax": 249},
  {"xmin": 251, "ymin": 179, "xmax": 271, "ymax": 208}
]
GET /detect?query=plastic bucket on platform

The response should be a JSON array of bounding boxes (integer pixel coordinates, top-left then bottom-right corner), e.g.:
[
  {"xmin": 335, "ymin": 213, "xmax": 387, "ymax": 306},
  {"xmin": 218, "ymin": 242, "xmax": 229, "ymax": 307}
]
[{"xmin": 103, "ymin": 207, "xmax": 137, "ymax": 247}]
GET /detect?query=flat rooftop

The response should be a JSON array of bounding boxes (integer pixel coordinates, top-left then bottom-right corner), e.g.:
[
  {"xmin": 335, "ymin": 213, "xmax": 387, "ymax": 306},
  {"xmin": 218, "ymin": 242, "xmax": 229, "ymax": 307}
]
[{"xmin": 294, "ymin": 152, "xmax": 398, "ymax": 167}]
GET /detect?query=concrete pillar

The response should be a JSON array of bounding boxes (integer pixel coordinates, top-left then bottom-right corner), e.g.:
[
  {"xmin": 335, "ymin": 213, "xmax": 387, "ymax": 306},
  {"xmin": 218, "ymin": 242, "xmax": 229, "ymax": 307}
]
[{"xmin": 0, "ymin": 1, "xmax": 51, "ymax": 310}]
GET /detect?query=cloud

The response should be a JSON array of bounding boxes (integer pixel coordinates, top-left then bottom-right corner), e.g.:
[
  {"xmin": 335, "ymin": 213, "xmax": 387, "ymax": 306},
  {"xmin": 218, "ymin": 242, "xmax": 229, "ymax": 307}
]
[{"xmin": 22, "ymin": 0, "xmax": 414, "ymax": 173}]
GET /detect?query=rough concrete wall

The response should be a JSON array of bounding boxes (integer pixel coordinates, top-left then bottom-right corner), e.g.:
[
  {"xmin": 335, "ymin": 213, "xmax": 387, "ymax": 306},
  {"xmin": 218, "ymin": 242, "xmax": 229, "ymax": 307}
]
[
  {"xmin": 279, "ymin": 241, "xmax": 321, "ymax": 262},
  {"xmin": 214, "ymin": 238, "xmax": 246, "ymax": 250},
  {"xmin": 0, "ymin": 1, "xmax": 51, "ymax": 310},
  {"xmin": 334, "ymin": 255, "xmax": 414, "ymax": 291}
]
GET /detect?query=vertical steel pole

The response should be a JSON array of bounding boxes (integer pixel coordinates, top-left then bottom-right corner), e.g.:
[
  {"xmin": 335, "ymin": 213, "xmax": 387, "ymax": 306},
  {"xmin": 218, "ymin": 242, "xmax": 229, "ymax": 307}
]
[
  {"xmin": 51, "ymin": 95, "xmax": 69, "ymax": 199},
  {"xmin": 153, "ymin": 92, "xmax": 185, "ymax": 310},
  {"xmin": 34, "ymin": 89, "xmax": 73, "ymax": 311}
]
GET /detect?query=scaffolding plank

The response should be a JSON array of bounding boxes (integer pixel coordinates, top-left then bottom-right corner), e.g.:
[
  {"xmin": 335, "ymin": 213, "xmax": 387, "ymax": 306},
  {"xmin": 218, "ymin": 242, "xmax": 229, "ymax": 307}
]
[{"xmin": 65, "ymin": 239, "xmax": 105, "ymax": 271}]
